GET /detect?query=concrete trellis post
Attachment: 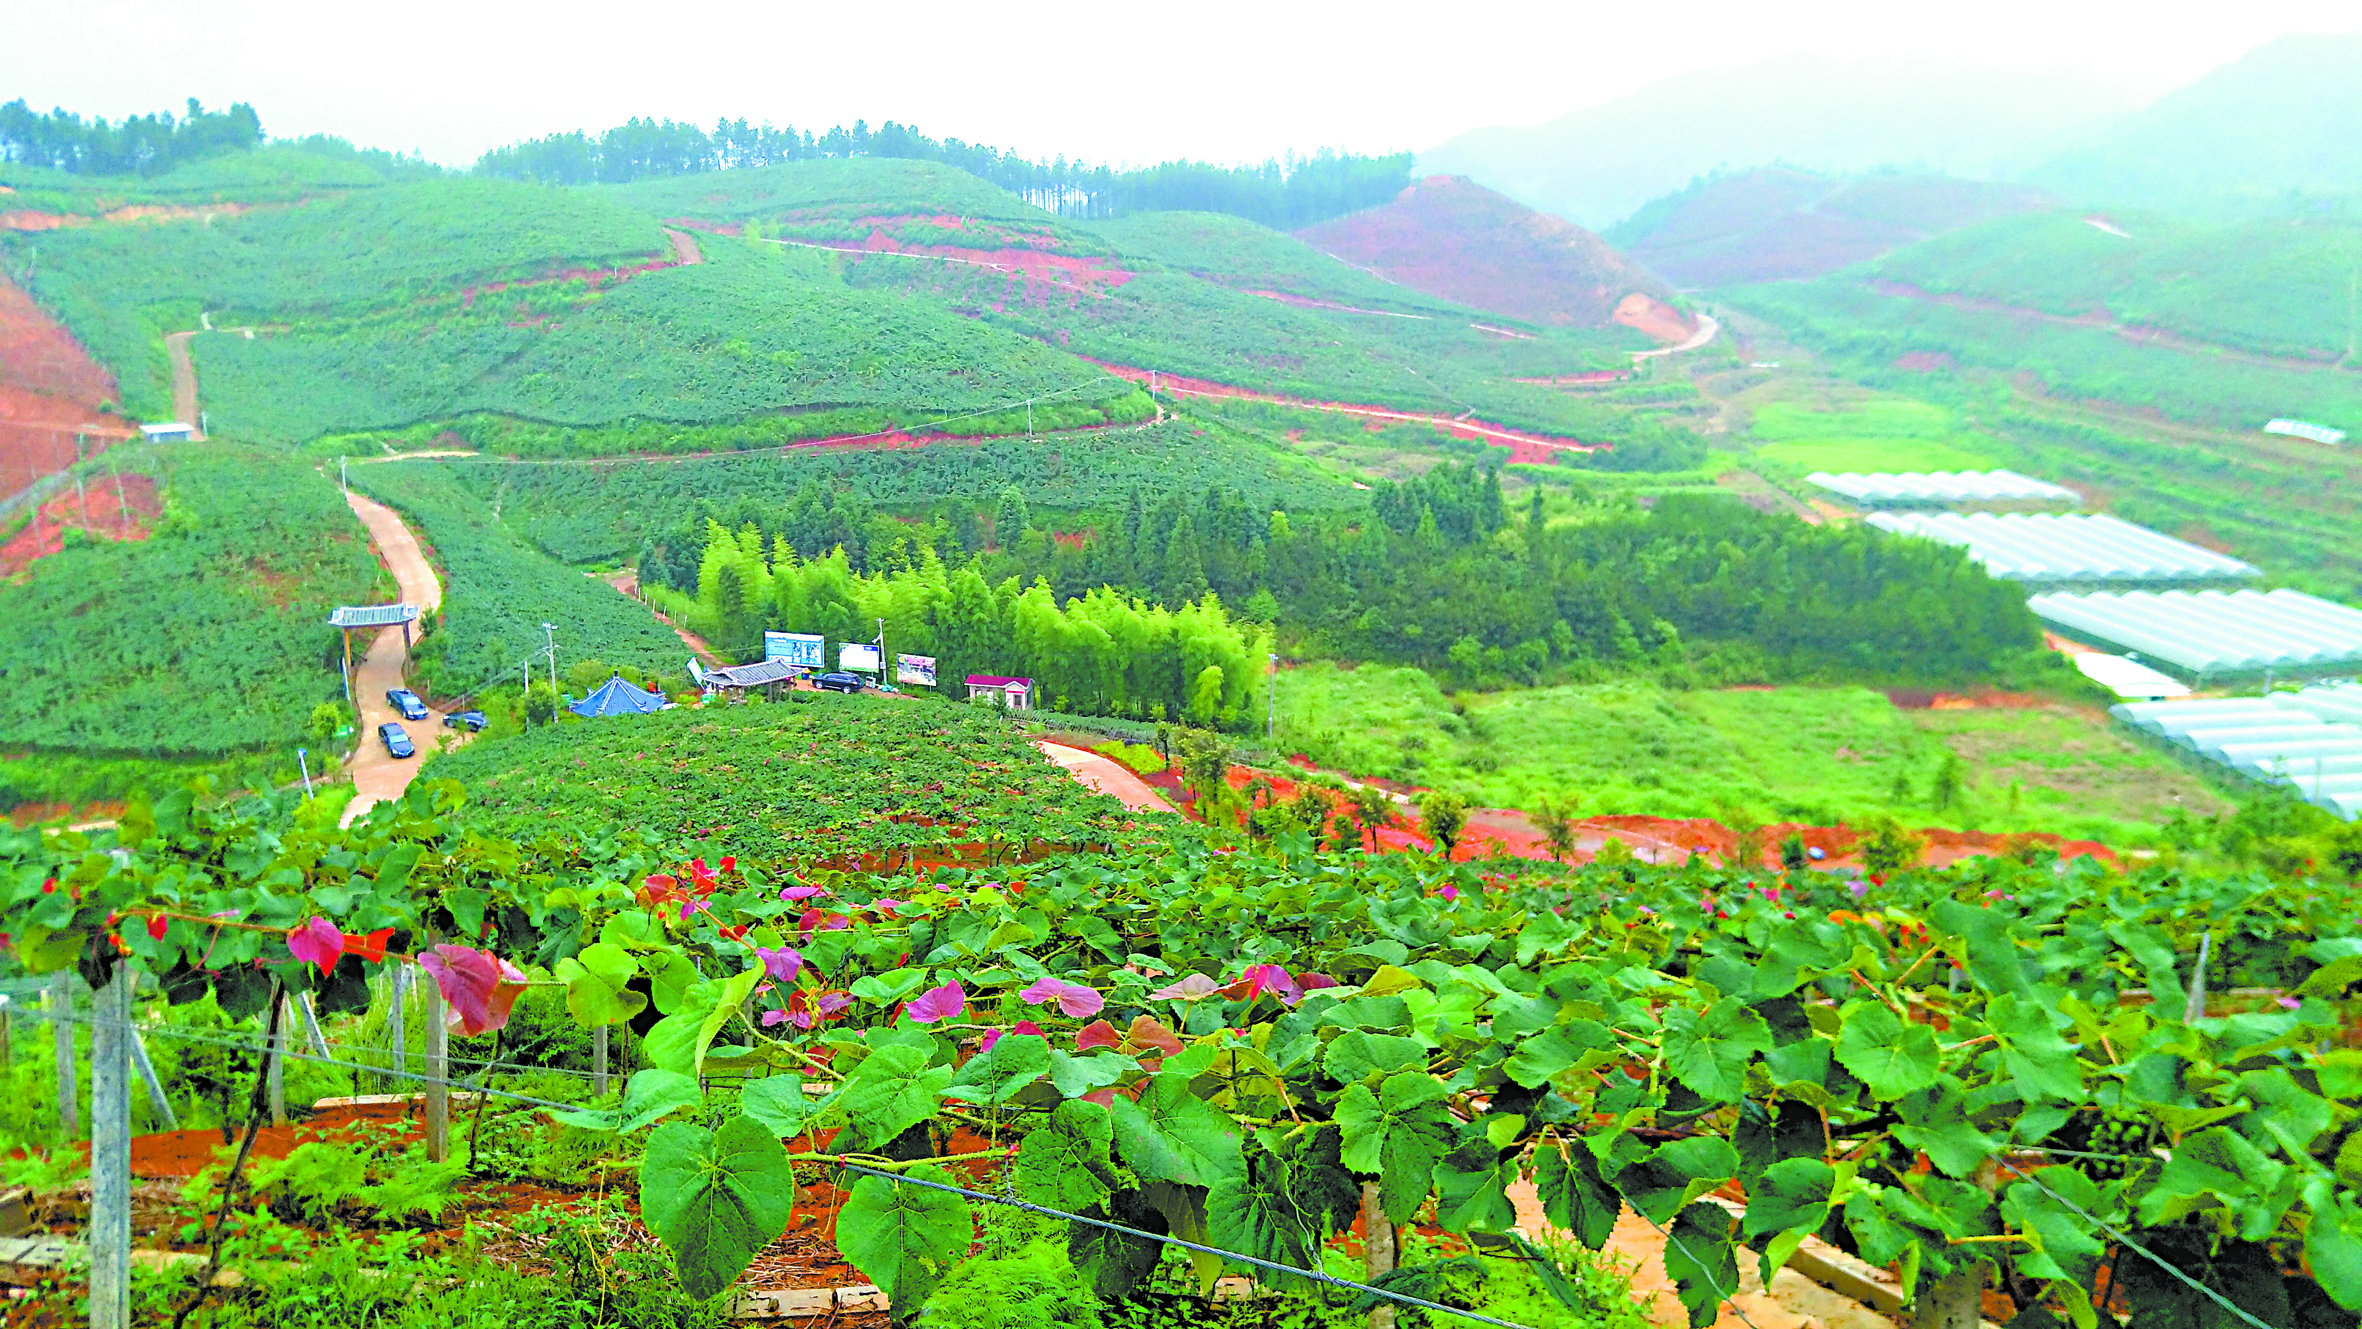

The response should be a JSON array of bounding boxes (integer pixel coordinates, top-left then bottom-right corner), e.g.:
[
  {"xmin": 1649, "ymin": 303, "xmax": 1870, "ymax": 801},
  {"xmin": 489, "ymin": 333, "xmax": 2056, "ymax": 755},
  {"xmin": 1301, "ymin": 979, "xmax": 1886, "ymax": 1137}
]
[
  {"xmin": 422, "ymin": 971, "xmax": 450, "ymax": 1162},
  {"xmin": 51, "ymin": 972, "xmax": 76, "ymax": 1139},
  {"xmin": 1360, "ymin": 1182, "xmax": 1395, "ymax": 1329},
  {"xmin": 268, "ymin": 999, "xmax": 288, "ymax": 1126},
  {"xmin": 593, "ymin": 1024, "xmax": 610, "ymax": 1097},
  {"xmin": 388, "ymin": 964, "xmax": 409, "ymax": 1091},
  {"xmin": 89, "ymin": 965, "xmax": 133, "ymax": 1329}
]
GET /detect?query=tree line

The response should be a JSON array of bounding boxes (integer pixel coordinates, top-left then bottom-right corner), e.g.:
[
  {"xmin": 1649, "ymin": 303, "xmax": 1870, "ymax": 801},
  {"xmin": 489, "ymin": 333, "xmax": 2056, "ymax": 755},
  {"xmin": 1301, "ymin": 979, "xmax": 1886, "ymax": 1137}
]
[
  {"xmin": 653, "ymin": 522, "xmax": 1268, "ymax": 727},
  {"xmin": 0, "ymin": 98, "xmax": 263, "ymax": 176},
  {"xmin": 635, "ymin": 461, "xmax": 2042, "ymax": 701},
  {"xmin": 473, "ymin": 115, "xmax": 1412, "ymax": 229}
]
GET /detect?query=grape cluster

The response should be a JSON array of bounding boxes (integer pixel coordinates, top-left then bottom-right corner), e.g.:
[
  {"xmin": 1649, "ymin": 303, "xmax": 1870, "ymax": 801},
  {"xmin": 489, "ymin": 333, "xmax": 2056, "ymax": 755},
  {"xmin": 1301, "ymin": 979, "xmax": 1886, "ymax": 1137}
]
[{"xmin": 2080, "ymin": 1109, "xmax": 2156, "ymax": 1180}]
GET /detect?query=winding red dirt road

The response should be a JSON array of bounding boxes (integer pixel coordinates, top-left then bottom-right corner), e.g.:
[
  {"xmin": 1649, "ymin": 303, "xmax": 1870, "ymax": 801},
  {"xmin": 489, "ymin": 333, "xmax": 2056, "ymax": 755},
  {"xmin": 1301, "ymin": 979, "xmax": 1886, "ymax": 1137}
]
[{"xmin": 341, "ymin": 491, "xmax": 456, "ymax": 826}]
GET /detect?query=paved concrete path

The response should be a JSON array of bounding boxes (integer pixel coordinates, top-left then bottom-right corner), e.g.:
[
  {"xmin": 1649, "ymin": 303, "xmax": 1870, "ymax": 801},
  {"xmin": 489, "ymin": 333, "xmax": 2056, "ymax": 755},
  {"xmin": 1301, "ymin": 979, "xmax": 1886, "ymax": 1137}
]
[
  {"xmin": 342, "ymin": 491, "xmax": 456, "ymax": 826},
  {"xmin": 1035, "ymin": 741, "xmax": 1177, "ymax": 814}
]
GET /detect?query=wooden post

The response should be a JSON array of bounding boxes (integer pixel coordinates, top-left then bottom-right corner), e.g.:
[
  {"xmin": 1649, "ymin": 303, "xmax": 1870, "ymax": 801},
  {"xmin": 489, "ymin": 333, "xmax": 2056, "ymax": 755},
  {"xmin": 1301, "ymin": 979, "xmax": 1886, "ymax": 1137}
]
[
  {"xmin": 422, "ymin": 970, "xmax": 449, "ymax": 1162},
  {"xmin": 89, "ymin": 964, "xmax": 132, "ymax": 1329},
  {"xmin": 52, "ymin": 972, "xmax": 76, "ymax": 1140},
  {"xmin": 388, "ymin": 964, "xmax": 409, "ymax": 1091},
  {"xmin": 268, "ymin": 999, "xmax": 287, "ymax": 1126},
  {"xmin": 1361, "ymin": 1182, "xmax": 1395, "ymax": 1329},
  {"xmin": 593, "ymin": 1024, "xmax": 610, "ymax": 1097}
]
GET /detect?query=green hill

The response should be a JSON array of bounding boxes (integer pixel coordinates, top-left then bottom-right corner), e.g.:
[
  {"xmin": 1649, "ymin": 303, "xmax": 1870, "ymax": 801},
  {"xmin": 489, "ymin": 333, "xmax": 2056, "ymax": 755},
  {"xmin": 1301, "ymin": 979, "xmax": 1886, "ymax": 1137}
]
[
  {"xmin": 1604, "ymin": 167, "xmax": 2047, "ymax": 288},
  {"xmin": 1079, "ymin": 210, "xmax": 1467, "ymax": 316}
]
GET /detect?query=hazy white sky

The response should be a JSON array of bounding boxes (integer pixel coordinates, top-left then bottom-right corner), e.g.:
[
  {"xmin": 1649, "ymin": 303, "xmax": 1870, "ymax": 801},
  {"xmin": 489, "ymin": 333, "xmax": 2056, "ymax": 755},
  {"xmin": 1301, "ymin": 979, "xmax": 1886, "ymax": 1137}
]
[{"xmin": 5, "ymin": 0, "xmax": 2358, "ymax": 168}]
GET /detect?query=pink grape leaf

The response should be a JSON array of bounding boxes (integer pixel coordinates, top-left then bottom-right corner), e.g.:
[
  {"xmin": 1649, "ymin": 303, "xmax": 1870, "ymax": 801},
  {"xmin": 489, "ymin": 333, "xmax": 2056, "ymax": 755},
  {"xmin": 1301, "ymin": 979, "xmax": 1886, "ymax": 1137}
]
[
  {"xmin": 286, "ymin": 918, "xmax": 344, "ymax": 977},
  {"xmin": 1074, "ymin": 1019, "xmax": 1123, "ymax": 1052},
  {"xmin": 905, "ymin": 981, "xmax": 966, "ymax": 1024},
  {"xmin": 1021, "ymin": 977, "xmax": 1105, "ymax": 1019},
  {"xmin": 419, "ymin": 944, "xmax": 527, "ymax": 1037},
  {"xmin": 1122, "ymin": 1016, "xmax": 1184, "ymax": 1061},
  {"xmin": 1147, "ymin": 973, "xmax": 1220, "ymax": 1002}
]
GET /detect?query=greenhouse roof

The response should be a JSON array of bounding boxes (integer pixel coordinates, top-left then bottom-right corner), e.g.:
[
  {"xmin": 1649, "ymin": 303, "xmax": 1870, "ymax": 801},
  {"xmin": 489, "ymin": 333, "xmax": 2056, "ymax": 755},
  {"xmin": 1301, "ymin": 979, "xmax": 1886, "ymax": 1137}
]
[
  {"xmin": 1867, "ymin": 512, "xmax": 2257, "ymax": 583},
  {"xmin": 1806, "ymin": 469, "xmax": 2079, "ymax": 506},
  {"xmin": 2109, "ymin": 684, "xmax": 2362, "ymax": 818},
  {"xmin": 2072, "ymin": 653, "xmax": 2188, "ymax": 699},
  {"xmin": 2029, "ymin": 589, "xmax": 2362, "ymax": 675}
]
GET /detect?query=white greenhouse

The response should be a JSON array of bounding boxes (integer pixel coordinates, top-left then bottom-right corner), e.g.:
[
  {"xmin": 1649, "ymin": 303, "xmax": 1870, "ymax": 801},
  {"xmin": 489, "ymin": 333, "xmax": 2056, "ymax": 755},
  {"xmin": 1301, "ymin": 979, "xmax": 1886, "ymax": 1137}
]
[
  {"xmin": 1806, "ymin": 470, "xmax": 2080, "ymax": 506},
  {"xmin": 1866, "ymin": 512, "xmax": 2257, "ymax": 584},
  {"xmin": 2030, "ymin": 589, "xmax": 2362, "ymax": 678},
  {"xmin": 2112, "ymin": 684, "xmax": 2362, "ymax": 819}
]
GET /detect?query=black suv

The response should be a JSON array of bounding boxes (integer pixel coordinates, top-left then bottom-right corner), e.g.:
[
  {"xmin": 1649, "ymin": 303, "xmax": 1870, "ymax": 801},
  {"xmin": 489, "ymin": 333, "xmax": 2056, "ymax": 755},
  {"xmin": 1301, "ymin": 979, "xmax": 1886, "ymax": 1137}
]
[
  {"xmin": 443, "ymin": 710, "xmax": 488, "ymax": 732},
  {"xmin": 814, "ymin": 672, "xmax": 867, "ymax": 693},
  {"xmin": 385, "ymin": 688, "xmax": 430, "ymax": 721}
]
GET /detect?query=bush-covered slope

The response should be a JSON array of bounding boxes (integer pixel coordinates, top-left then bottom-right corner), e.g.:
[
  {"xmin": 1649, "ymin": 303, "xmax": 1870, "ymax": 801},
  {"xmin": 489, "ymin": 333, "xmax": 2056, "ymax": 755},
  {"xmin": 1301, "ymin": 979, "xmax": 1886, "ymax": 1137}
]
[
  {"xmin": 1605, "ymin": 167, "xmax": 2047, "ymax": 287},
  {"xmin": 1861, "ymin": 210, "xmax": 2362, "ymax": 363},
  {"xmin": 7, "ymin": 178, "xmax": 671, "ymax": 416},
  {"xmin": 1080, "ymin": 210, "xmax": 1468, "ymax": 316},
  {"xmin": 347, "ymin": 461, "xmax": 689, "ymax": 696},
  {"xmin": 0, "ymin": 442, "xmax": 377, "ymax": 759},
  {"xmin": 596, "ymin": 156, "xmax": 1055, "ymax": 227}
]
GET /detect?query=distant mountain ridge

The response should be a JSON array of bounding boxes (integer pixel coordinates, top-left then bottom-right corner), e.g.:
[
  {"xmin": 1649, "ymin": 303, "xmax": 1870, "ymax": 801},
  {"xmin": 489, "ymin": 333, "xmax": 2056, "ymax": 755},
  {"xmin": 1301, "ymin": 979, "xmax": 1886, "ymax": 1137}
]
[
  {"xmin": 1295, "ymin": 175, "xmax": 1684, "ymax": 334},
  {"xmin": 1419, "ymin": 58, "xmax": 2127, "ymax": 230},
  {"xmin": 2023, "ymin": 33, "xmax": 2362, "ymax": 216}
]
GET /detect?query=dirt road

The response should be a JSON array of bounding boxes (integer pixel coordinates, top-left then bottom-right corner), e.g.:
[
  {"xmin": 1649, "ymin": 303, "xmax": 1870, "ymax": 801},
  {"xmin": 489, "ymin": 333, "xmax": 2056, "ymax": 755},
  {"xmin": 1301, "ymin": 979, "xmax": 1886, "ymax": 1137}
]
[
  {"xmin": 1632, "ymin": 312, "xmax": 1720, "ymax": 361},
  {"xmin": 342, "ymin": 491, "xmax": 453, "ymax": 826},
  {"xmin": 162, "ymin": 332, "xmax": 201, "ymax": 435},
  {"xmin": 1036, "ymin": 742, "xmax": 1177, "ymax": 814},
  {"xmin": 662, "ymin": 228, "xmax": 704, "ymax": 266}
]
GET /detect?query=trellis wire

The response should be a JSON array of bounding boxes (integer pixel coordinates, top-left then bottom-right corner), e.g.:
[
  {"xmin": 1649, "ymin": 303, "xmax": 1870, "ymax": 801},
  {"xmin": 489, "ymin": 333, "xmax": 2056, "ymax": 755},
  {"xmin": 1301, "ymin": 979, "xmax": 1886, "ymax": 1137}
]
[
  {"xmin": 839, "ymin": 1164, "xmax": 1542, "ymax": 1329},
  {"xmin": 14, "ymin": 1002, "xmax": 2288, "ymax": 1329}
]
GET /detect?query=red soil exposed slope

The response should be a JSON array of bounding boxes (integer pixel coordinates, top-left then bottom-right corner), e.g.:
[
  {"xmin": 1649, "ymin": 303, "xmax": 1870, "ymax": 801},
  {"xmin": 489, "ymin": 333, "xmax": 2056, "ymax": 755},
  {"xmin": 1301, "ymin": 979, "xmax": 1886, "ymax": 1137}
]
[
  {"xmin": 0, "ymin": 472, "xmax": 159, "ymax": 575},
  {"xmin": 0, "ymin": 272, "xmax": 135, "ymax": 500},
  {"xmin": 1296, "ymin": 175, "xmax": 1682, "ymax": 332}
]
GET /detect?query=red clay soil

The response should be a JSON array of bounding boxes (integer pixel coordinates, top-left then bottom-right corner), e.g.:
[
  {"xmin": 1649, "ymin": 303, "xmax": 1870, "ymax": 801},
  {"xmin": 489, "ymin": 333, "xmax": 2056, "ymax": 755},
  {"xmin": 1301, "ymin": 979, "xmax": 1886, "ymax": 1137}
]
[
  {"xmin": 1084, "ymin": 358, "xmax": 1605, "ymax": 462},
  {"xmin": 1612, "ymin": 292, "xmax": 1693, "ymax": 343},
  {"xmin": 0, "ymin": 272, "xmax": 135, "ymax": 499},
  {"xmin": 0, "ymin": 472, "xmax": 159, "ymax": 575},
  {"xmin": 1295, "ymin": 175, "xmax": 1680, "ymax": 331}
]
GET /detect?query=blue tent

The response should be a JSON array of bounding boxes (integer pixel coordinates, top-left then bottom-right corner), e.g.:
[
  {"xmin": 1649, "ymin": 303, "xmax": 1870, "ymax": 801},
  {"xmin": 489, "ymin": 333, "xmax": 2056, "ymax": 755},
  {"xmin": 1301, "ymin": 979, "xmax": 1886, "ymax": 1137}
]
[{"xmin": 569, "ymin": 674, "xmax": 670, "ymax": 718}]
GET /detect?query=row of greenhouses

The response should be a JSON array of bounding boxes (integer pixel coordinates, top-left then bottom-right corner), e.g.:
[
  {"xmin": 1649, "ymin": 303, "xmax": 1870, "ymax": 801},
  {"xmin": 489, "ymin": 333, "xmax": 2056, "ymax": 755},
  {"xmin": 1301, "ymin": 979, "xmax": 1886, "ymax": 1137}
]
[
  {"xmin": 1806, "ymin": 468, "xmax": 2081, "ymax": 506},
  {"xmin": 1866, "ymin": 511, "xmax": 2258, "ymax": 584},
  {"xmin": 2111, "ymin": 683, "xmax": 2362, "ymax": 819},
  {"xmin": 2029, "ymin": 588, "xmax": 2362, "ymax": 679}
]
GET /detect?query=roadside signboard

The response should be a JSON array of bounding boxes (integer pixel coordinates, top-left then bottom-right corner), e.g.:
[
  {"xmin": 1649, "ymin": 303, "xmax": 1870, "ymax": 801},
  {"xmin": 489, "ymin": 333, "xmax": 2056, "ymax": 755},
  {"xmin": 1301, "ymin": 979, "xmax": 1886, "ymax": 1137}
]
[
  {"xmin": 897, "ymin": 653, "xmax": 937, "ymax": 687},
  {"xmin": 839, "ymin": 642, "xmax": 882, "ymax": 673},
  {"xmin": 765, "ymin": 632, "xmax": 824, "ymax": 669}
]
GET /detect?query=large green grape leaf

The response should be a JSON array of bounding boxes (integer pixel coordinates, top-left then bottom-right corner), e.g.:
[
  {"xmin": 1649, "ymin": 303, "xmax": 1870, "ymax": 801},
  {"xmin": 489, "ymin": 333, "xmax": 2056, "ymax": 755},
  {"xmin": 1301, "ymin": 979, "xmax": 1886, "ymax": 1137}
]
[
  {"xmin": 738, "ymin": 1076, "xmax": 820, "ymax": 1138},
  {"xmin": 1662, "ymin": 997, "xmax": 1772, "ymax": 1103},
  {"xmin": 549, "ymin": 1068, "xmax": 699, "ymax": 1134},
  {"xmin": 555, "ymin": 941, "xmax": 646, "ymax": 1026},
  {"xmin": 838, "ymin": 1162, "xmax": 972, "ymax": 1313},
  {"xmin": 948, "ymin": 1033, "xmax": 1050, "ymax": 1105},
  {"xmin": 1534, "ymin": 1141, "xmax": 1618, "ymax": 1250},
  {"xmin": 1070, "ymin": 1188, "xmax": 1169, "ymax": 1300},
  {"xmin": 1015, "ymin": 1099, "xmax": 1116, "ymax": 1213},
  {"xmin": 1986, "ymin": 993, "xmax": 2083, "ymax": 1103},
  {"xmin": 827, "ymin": 1043, "xmax": 954, "ymax": 1153},
  {"xmin": 1432, "ymin": 1140, "xmax": 1519, "ymax": 1234},
  {"xmin": 1111, "ymin": 1072, "xmax": 1244, "ymax": 1188},
  {"xmin": 1334, "ymin": 1071, "xmax": 1456, "ymax": 1226},
  {"xmin": 641, "ymin": 966, "xmax": 763, "ymax": 1078},
  {"xmin": 638, "ymin": 1115, "xmax": 797, "ymax": 1301},
  {"xmin": 1322, "ymin": 1030, "xmax": 1427, "ymax": 1082},
  {"xmin": 1615, "ymin": 1136, "xmax": 1738, "ymax": 1227},
  {"xmin": 1894, "ymin": 1079, "xmax": 1999, "ymax": 1180},
  {"xmin": 1662, "ymin": 1203, "xmax": 1738, "ymax": 1329},
  {"xmin": 2306, "ymin": 1194, "xmax": 2362, "ymax": 1312},
  {"xmin": 1833, "ymin": 1001, "xmax": 1941, "ymax": 1101}
]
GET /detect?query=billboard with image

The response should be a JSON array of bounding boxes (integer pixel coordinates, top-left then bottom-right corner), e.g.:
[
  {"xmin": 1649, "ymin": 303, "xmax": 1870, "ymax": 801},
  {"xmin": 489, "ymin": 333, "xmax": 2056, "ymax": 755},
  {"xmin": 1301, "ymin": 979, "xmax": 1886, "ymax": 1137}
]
[
  {"xmin": 897, "ymin": 653, "xmax": 938, "ymax": 687},
  {"xmin": 839, "ymin": 642, "xmax": 882, "ymax": 673},
  {"xmin": 764, "ymin": 632, "xmax": 824, "ymax": 669}
]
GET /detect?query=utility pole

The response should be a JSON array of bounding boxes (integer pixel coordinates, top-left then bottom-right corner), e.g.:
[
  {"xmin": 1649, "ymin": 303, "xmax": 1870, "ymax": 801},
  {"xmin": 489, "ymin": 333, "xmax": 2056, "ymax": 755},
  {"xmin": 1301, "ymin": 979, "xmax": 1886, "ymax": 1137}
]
[
  {"xmin": 73, "ymin": 432, "xmax": 86, "ymax": 512},
  {"xmin": 1267, "ymin": 652, "xmax": 1277, "ymax": 740},
  {"xmin": 878, "ymin": 616, "xmax": 887, "ymax": 688},
  {"xmin": 521, "ymin": 657, "xmax": 531, "ymax": 734},
  {"xmin": 543, "ymin": 622, "xmax": 559, "ymax": 705},
  {"xmin": 297, "ymin": 747, "xmax": 313, "ymax": 797},
  {"xmin": 1026, "ymin": 398, "xmax": 1033, "ymax": 435}
]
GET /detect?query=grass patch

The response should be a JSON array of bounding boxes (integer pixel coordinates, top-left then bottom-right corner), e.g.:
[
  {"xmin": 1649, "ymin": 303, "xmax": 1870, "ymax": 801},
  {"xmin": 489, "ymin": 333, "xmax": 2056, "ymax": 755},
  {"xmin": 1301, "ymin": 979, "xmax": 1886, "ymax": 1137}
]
[
  {"xmin": 1272, "ymin": 661, "xmax": 2232, "ymax": 842},
  {"xmin": 1748, "ymin": 398, "xmax": 1998, "ymax": 472}
]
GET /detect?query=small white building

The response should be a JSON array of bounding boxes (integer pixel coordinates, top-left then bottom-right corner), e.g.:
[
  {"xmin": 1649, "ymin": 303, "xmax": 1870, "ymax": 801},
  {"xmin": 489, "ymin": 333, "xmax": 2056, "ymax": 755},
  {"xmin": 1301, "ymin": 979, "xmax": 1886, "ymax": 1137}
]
[
  {"xmin": 965, "ymin": 674, "xmax": 1034, "ymax": 710},
  {"xmin": 140, "ymin": 422, "xmax": 195, "ymax": 443}
]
